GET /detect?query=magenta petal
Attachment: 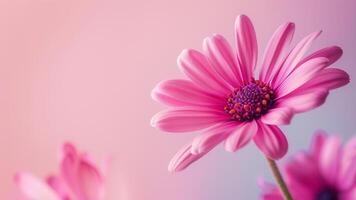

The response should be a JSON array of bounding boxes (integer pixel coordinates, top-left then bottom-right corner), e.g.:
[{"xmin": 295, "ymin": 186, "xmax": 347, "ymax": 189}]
[
  {"xmin": 151, "ymin": 79, "xmax": 223, "ymax": 107},
  {"xmin": 14, "ymin": 173, "xmax": 59, "ymax": 200},
  {"xmin": 46, "ymin": 176, "xmax": 71, "ymax": 199},
  {"xmin": 302, "ymin": 68, "xmax": 350, "ymax": 91},
  {"xmin": 276, "ymin": 57, "xmax": 329, "ymax": 98},
  {"xmin": 151, "ymin": 107, "xmax": 227, "ymax": 133},
  {"xmin": 309, "ymin": 131, "xmax": 327, "ymax": 159},
  {"xmin": 224, "ymin": 120, "xmax": 258, "ymax": 152},
  {"xmin": 178, "ymin": 49, "xmax": 231, "ymax": 95},
  {"xmin": 253, "ymin": 122, "xmax": 288, "ymax": 160},
  {"xmin": 261, "ymin": 107, "xmax": 294, "ymax": 125},
  {"xmin": 203, "ymin": 34, "xmax": 243, "ymax": 86},
  {"xmin": 168, "ymin": 142, "xmax": 211, "ymax": 172},
  {"xmin": 191, "ymin": 122, "xmax": 238, "ymax": 154},
  {"xmin": 338, "ymin": 137, "xmax": 356, "ymax": 190},
  {"xmin": 259, "ymin": 22, "xmax": 295, "ymax": 83},
  {"xmin": 273, "ymin": 31, "xmax": 321, "ymax": 86},
  {"xmin": 319, "ymin": 135, "xmax": 342, "ymax": 185},
  {"xmin": 298, "ymin": 46, "xmax": 343, "ymax": 67},
  {"xmin": 235, "ymin": 15, "xmax": 258, "ymax": 81},
  {"xmin": 277, "ymin": 88, "xmax": 329, "ymax": 113},
  {"xmin": 76, "ymin": 160, "xmax": 105, "ymax": 200}
]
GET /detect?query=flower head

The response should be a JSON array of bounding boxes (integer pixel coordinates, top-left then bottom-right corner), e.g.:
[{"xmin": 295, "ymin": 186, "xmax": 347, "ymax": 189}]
[
  {"xmin": 15, "ymin": 142, "xmax": 107, "ymax": 200},
  {"xmin": 259, "ymin": 131, "xmax": 356, "ymax": 200},
  {"xmin": 151, "ymin": 15, "xmax": 349, "ymax": 172}
]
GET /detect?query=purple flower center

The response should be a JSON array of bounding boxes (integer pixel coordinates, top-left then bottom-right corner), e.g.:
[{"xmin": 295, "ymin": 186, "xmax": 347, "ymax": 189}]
[
  {"xmin": 316, "ymin": 188, "xmax": 339, "ymax": 200},
  {"xmin": 224, "ymin": 80, "xmax": 275, "ymax": 122}
]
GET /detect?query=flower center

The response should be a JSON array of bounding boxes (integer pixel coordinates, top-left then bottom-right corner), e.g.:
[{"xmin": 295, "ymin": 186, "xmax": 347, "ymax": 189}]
[
  {"xmin": 316, "ymin": 188, "xmax": 339, "ymax": 200},
  {"xmin": 224, "ymin": 80, "xmax": 275, "ymax": 122}
]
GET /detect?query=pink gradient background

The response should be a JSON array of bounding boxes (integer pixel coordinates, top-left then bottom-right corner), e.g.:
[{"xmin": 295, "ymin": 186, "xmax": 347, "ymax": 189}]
[{"xmin": 0, "ymin": 0, "xmax": 355, "ymax": 199}]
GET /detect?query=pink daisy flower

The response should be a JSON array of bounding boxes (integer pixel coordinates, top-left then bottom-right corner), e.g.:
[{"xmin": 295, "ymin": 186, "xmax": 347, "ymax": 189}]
[
  {"xmin": 259, "ymin": 131, "xmax": 356, "ymax": 200},
  {"xmin": 151, "ymin": 15, "xmax": 349, "ymax": 172},
  {"xmin": 15, "ymin": 142, "xmax": 108, "ymax": 200}
]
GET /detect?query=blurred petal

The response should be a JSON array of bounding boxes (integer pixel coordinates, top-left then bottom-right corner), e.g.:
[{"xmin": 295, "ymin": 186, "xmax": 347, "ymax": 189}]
[
  {"xmin": 46, "ymin": 176, "xmax": 71, "ymax": 200},
  {"xmin": 76, "ymin": 160, "xmax": 105, "ymax": 200},
  {"xmin": 253, "ymin": 122, "xmax": 288, "ymax": 159},
  {"xmin": 14, "ymin": 173, "xmax": 59, "ymax": 200},
  {"xmin": 338, "ymin": 137, "xmax": 356, "ymax": 190},
  {"xmin": 235, "ymin": 15, "xmax": 257, "ymax": 81},
  {"xmin": 224, "ymin": 120, "xmax": 258, "ymax": 152},
  {"xmin": 151, "ymin": 107, "xmax": 227, "ymax": 132},
  {"xmin": 319, "ymin": 135, "xmax": 342, "ymax": 185}
]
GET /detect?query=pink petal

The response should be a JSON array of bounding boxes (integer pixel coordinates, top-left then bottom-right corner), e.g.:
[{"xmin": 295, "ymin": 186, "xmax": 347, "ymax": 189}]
[
  {"xmin": 319, "ymin": 135, "xmax": 342, "ymax": 185},
  {"xmin": 46, "ymin": 175, "xmax": 71, "ymax": 199},
  {"xmin": 151, "ymin": 107, "xmax": 228, "ymax": 133},
  {"xmin": 14, "ymin": 173, "xmax": 60, "ymax": 200},
  {"xmin": 235, "ymin": 15, "xmax": 257, "ymax": 82},
  {"xmin": 224, "ymin": 120, "xmax": 258, "ymax": 152},
  {"xmin": 191, "ymin": 122, "xmax": 237, "ymax": 154},
  {"xmin": 261, "ymin": 107, "xmax": 294, "ymax": 125},
  {"xmin": 297, "ymin": 46, "xmax": 343, "ymax": 67},
  {"xmin": 301, "ymin": 68, "xmax": 350, "ymax": 91},
  {"xmin": 60, "ymin": 143, "xmax": 80, "ymax": 196},
  {"xmin": 276, "ymin": 57, "xmax": 329, "ymax": 98},
  {"xmin": 276, "ymin": 88, "xmax": 329, "ymax": 113},
  {"xmin": 203, "ymin": 34, "xmax": 243, "ymax": 86},
  {"xmin": 338, "ymin": 137, "xmax": 356, "ymax": 190},
  {"xmin": 178, "ymin": 49, "xmax": 231, "ymax": 95},
  {"xmin": 273, "ymin": 31, "xmax": 321, "ymax": 86},
  {"xmin": 253, "ymin": 122, "xmax": 288, "ymax": 160},
  {"xmin": 259, "ymin": 22, "xmax": 295, "ymax": 83},
  {"xmin": 168, "ymin": 142, "xmax": 211, "ymax": 172},
  {"xmin": 76, "ymin": 160, "xmax": 105, "ymax": 200},
  {"xmin": 309, "ymin": 130, "xmax": 327, "ymax": 159},
  {"xmin": 151, "ymin": 79, "xmax": 223, "ymax": 107}
]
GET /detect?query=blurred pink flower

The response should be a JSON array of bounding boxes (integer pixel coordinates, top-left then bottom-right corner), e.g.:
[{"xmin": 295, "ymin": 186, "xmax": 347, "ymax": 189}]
[
  {"xmin": 15, "ymin": 142, "xmax": 107, "ymax": 200},
  {"xmin": 151, "ymin": 14, "xmax": 349, "ymax": 172},
  {"xmin": 259, "ymin": 131, "xmax": 356, "ymax": 200}
]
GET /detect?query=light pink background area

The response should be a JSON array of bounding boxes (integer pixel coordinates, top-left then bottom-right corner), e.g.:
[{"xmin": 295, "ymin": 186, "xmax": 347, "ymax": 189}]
[{"xmin": 0, "ymin": 0, "xmax": 355, "ymax": 199}]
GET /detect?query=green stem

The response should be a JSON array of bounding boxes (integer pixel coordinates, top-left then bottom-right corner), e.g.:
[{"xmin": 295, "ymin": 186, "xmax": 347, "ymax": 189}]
[{"xmin": 266, "ymin": 157, "xmax": 293, "ymax": 200}]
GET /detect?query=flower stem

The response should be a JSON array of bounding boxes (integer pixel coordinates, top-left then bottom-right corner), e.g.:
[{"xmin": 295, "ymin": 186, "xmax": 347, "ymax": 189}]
[{"xmin": 266, "ymin": 157, "xmax": 293, "ymax": 200}]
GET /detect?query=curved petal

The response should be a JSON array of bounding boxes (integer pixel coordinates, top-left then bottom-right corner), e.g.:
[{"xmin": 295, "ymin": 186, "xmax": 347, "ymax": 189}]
[
  {"xmin": 46, "ymin": 176, "xmax": 71, "ymax": 200},
  {"xmin": 151, "ymin": 79, "xmax": 223, "ymax": 107},
  {"xmin": 76, "ymin": 160, "xmax": 105, "ymax": 200},
  {"xmin": 168, "ymin": 142, "xmax": 212, "ymax": 172},
  {"xmin": 301, "ymin": 68, "xmax": 350, "ymax": 91},
  {"xmin": 191, "ymin": 122, "xmax": 238, "ymax": 154},
  {"xmin": 309, "ymin": 131, "xmax": 328, "ymax": 159},
  {"xmin": 259, "ymin": 22, "xmax": 295, "ymax": 82},
  {"xmin": 319, "ymin": 135, "xmax": 342, "ymax": 185},
  {"xmin": 276, "ymin": 57, "xmax": 329, "ymax": 98},
  {"xmin": 14, "ymin": 173, "xmax": 60, "ymax": 200},
  {"xmin": 178, "ymin": 49, "xmax": 231, "ymax": 95},
  {"xmin": 203, "ymin": 34, "xmax": 243, "ymax": 86},
  {"xmin": 253, "ymin": 122, "xmax": 288, "ymax": 160},
  {"xmin": 224, "ymin": 120, "xmax": 258, "ymax": 152},
  {"xmin": 297, "ymin": 46, "xmax": 343, "ymax": 67},
  {"xmin": 261, "ymin": 107, "xmax": 294, "ymax": 125},
  {"xmin": 235, "ymin": 15, "xmax": 257, "ymax": 82},
  {"xmin": 338, "ymin": 137, "xmax": 356, "ymax": 190},
  {"xmin": 151, "ymin": 107, "xmax": 228, "ymax": 133},
  {"xmin": 273, "ymin": 31, "xmax": 322, "ymax": 86},
  {"xmin": 276, "ymin": 88, "xmax": 329, "ymax": 113}
]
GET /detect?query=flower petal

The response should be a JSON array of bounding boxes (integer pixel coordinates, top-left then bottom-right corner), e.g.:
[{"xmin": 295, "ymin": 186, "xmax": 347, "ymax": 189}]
[
  {"xmin": 46, "ymin": 176, "xmax": 71, "ymax": 200},
  {"xmin": 168, "ymin": 142, "xmax": 212, "ymax": 172},
  {"xmin": 191, "ymin": 122, "xmax": 237, "ymax": 154},
  {"xmin": 151, "ymin": 107, "xmax": 227, "ymax": 133},
  {"xmin": 276, "ymin": 57, "xmax": 329, "ymax": 98},
  {"xmin": 253, "ymin": 122, "xmax": 288, "ymax": 160},
  {"xmin": 302, "ymin": 68, "xmax": 350, "ymax": 91},
  {"xmin": 224, "ymin": 120, "xmax": 258, "ymax": 152},
  {"xmin": 76, "ymin": 160, "xmax": 105, "ymax": 200},
  {"xmin": 235, "ymin": 15, "xmax": 257, "ymax": 81},
  {"xmin": 261, "ymin": 107, "xmax": 294, "ymax": 125},
  {"xmin": 309, "ymin": 131, "xmax": 327, "ymax": 159},
  {"xmin": 276, "ymin": 88, "xmax": 329, "ymax": 113},
  {"xmin": 259, "ymin": 22, "xmax": 295, "ymax": 82},
  {"xmin": 338, "ymin": 137, "xmax": 356, "ymax": 190},
  {"xmin": 178, "ymin": 49, "xmax": 231, "ymax": 95},
  {"xmin": 297, "ymin": 46, "xmax": 343, "ymax": 67},
  {"xmin": 203, "ymin": 34, "xmax": 243, "ymax": 86},
  {"xmin": 14, "ymin": 173, "xmax": 60, "ymax": 200},
  {"xmin": 151, "ymin": 79, "xmax": 223, "ymax": 107},
  {"xmin": 319, "ymin": 135, "xmax": 342, "ymax": 185},
  {"xmin": 273, "ymin": 31, "xmax": 321, "ymax": 86}
]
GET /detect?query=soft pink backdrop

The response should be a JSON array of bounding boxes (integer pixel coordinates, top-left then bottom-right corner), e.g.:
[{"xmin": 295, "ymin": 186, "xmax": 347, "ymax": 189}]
[{"xmin": 0, "ymin": 0, "xmax": 355, "ymax": 199}]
